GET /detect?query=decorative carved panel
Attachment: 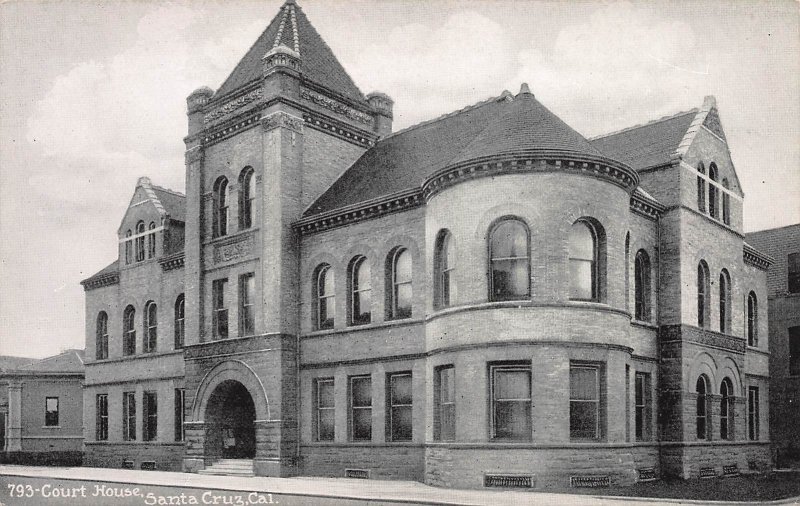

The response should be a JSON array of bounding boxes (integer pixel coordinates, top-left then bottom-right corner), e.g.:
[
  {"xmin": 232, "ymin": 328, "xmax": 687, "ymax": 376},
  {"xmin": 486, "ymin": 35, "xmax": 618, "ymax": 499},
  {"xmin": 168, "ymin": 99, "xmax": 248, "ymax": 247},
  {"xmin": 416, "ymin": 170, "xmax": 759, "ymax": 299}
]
[{"xmin": 213, "ymin": 233, "xmax": 254, "ymax": 264}]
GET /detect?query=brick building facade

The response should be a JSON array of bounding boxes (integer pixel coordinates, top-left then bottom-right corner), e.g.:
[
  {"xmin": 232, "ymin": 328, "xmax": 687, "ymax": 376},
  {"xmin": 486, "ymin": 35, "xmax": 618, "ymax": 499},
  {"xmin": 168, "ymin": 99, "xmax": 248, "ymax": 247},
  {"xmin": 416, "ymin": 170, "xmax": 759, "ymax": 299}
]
[{"xmin": 81, "ymin": 0, "xmax": 773, "ymax": 488}]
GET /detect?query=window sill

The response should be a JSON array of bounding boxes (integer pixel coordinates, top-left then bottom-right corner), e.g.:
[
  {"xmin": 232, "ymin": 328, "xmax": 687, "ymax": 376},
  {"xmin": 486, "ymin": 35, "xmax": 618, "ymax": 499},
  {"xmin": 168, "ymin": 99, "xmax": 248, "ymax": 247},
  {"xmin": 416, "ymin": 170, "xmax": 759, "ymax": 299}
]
[
  {"xmin": 746, "ymin": 346, "xmax": 769, "ymax": 356},
  {"xmin": 631, "ymin": 319, "xmax": 658, "ymax": 330},
  {"xmin": 426, "ymin": 300, "xmax": 629, "ymax": 323},
  {"xmin": 203, "ymin": 228, "xmax": 258, "ymax": 247},
  {"xmin": 42, "ymin": 426, "xmax": 61, "ymax": 429},
  {"xmin": 86, "ymin": 349, "xmax": 184, "ymax": 365},
  {"xmin": 303, "ymin": 318, "xmax": 424, "ymax": 338}
]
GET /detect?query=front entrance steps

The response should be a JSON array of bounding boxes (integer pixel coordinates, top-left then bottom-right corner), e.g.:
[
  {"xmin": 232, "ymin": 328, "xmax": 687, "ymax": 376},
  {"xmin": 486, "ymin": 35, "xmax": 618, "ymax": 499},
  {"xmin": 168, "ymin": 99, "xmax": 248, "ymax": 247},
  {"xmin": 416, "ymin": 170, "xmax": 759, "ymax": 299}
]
[{"xmin": 197, "ymin": 459, "xmax": 254, "ymax": 477}]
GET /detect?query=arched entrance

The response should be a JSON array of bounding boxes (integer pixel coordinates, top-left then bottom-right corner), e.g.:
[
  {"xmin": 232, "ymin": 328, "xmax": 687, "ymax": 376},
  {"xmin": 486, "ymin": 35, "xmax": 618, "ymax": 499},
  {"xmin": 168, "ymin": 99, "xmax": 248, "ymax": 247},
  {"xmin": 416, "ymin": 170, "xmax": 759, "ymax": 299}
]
[{"xmin": 204, "ymin": 380, "xmax": 255, "ymax": 459}]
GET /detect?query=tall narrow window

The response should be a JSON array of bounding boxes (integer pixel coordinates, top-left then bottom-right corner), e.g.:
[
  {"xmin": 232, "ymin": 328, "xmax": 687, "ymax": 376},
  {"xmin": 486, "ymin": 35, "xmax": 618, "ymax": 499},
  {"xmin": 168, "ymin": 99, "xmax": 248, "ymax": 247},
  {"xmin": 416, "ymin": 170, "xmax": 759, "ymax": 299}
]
[
  {"xmin": 719, "ymin": 270, "xmax": 731, "ymax": 333},
  {"xmin": 434, "ymin": 365, "xmax": 455, "ymax": 441},
  {"xmin": 213, "ymin": 278, "xmax": 229, "ymax": 339},
  {"xmin": 96, "ymin": 394, "xmax": 108, "ymax": 441},
  {"xmin": 314, "ymin": 264, "xmax": 335, "ymax": 330},
  {"xmin": 570, "ymin": 221, "xmax": 598, "ymax": 301},
  {"xmin": 790, "ymin": 327, "xmax": 800, "ymax": 376},
  {"xmin": 148, "ymin": 222, "xmax": 156, "ymax": 258},
  {"xmin": 489, "ymin": 219, "xmax": 529, "ymax": 301},
  {"xmin": 125, "ymin": 230, "xmax": 132, "ymax": 264},
  {"xmin": 387, "ymin": 372, "xmax": 412, "ymax": 441},
  {"xmin": 709, "ymin": 164, "xmax": 719, "ymax": 219},
  {"xmin": 174, "ymin": 388, "xmax": 185, "ymax": 442},
  {"xmin": 213, "ymin": 176, "xmax": 229, "ymax": 238},
  {"xmin": 624, "ymin": 233, "xmax": 630, "ymax": 312},
  {"xmin": 634, "ymin": 372, "xmax": 651, "ymax": 441},
  {"xmin": 697, "ymin": 261, "xmax": 710, "ymax": 328},
  {"xmin": 720, "ymin": 378, "xmax": 734, "ymax": 440},
  {"xmin": 238, "ymin": 168, "xmax": 255, "ymax": 230},
  {"xmin": 490, "ymin": 363, "xmax": 532, "ymax": 440},
  {"xmin": 634, "ymin": 250, "xmax": 651, "ymax": 321},
  {"xmin": 143, "ymin": 391, "xmax": 157, "ymax": 442},
  {"xmin": 123, "ymin": 391, "xmax": 136, "ymax": 441},
  {"xmin": 722, "ymin": 178, "xmax": 731, "ymax": 225},
  {"xmin": 748, "ymin": 386, "xmax": 759, "ymax": 440},
  {"xmin": 697, "ymin": 163, "xmax": 706, "ymax": 212},
  {"xmin": 314, "ymin": 378, "xmax": 334, "ymax": 441},
  {"xmin": 96, "ymin": 311, "xmax": 109, "ymax": 360},
  {"xmin": 174, "ymin": 295, "xmax": 185, "ymax": 349},
  {"xmin": 349, "ymin": 375, "xmax": 372, "ymax": 441},
  {"xmin": 747, "ymin": 291, "xmax": 758, "ymax": 346},
  {"xmin": 349, "ymin": 256, "xmax": 371, "ymax": 325},
  {"xmin": 136, "ymin": 221, "xmax": 146, "ymax": 261},
  {"xmin": 143, "ymin": 301, "xmax": 157, "ymax": 353},
  {"xmin": 788, "ymin": 252, "xmax": 800, "ymax": 294},
  {"xmin": 570, "ymin": 364, "xmax": 601, "ymax": 440},
  {"xmin": 45, "ymin": 397, "xmax": 59, "ymax": 426},
  {"xmin": 388, "ymin": 248, "xmax": 412, "ymax": 320},
  {"xmin": 434, "ymin": 230, "xmax": 456, "ymax": 309},
  {"xmin": 239, "ymin": 273, "xmax": 255, "ymax": 336},
  {"xmin": 696, "ymin": 375, "xmax": 710, "ymax": 440},
  {"xmin": 123, "ymin": 305, "xmax": 136, "ymax": 356}
]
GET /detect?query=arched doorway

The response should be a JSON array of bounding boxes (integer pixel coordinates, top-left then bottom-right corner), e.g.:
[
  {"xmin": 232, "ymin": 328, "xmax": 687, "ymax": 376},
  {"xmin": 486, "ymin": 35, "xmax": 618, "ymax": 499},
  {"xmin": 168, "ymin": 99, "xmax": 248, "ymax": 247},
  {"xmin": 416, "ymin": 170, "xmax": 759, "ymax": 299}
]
[{"xmin": 204, "ymin": 380, "xmax": 255, "ymax": 459}]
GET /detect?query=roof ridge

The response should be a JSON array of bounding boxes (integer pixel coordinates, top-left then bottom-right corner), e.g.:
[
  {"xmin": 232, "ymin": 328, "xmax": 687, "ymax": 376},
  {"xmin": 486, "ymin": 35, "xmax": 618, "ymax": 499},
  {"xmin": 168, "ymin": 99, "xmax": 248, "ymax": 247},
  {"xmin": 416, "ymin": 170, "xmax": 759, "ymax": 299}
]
[
  {"xmin": 381, "ymin": 92, "xmax": 509, "ymax": 141},
  {"xmin": 590, "ymin": 108, "xmax": 698, "ymax": 141},
  {"xmin": 151, "ymin": 184, "xmax": 185, "ymax": 198}
]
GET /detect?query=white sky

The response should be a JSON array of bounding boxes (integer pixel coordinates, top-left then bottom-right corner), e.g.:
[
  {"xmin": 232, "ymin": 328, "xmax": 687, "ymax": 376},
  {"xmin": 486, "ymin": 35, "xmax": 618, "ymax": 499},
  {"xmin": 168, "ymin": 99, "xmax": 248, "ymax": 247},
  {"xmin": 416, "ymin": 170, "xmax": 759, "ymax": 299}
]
[{"xmin": 1, "ymin": 0, "xmax": 798, "ymax": 358}]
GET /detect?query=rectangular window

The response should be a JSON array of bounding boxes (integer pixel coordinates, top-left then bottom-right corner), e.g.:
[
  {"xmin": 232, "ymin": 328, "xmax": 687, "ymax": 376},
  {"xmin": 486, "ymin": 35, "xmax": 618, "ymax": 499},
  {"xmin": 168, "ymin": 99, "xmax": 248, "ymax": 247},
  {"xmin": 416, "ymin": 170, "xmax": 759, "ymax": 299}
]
[
  {"xmin": 239, "ymin": 273, "xmax": 255, "ymax": 336},
  {"xmin": 143, "ymin": 391, "xmax": 157, "ymax": 442},
  {"xmin": 174, "ymin": 389, "xmax": 185, "ymax": 442},
  {"xmin": 635, "ymin": 372, "xmax": 652, "ymax": 441},
  {"xmin": 570, "ymin": 364, "xmax": 602, "ymax": 440},
  {"xmin": 387, "ymin": 372, "xmax": 412, "ymax": 442},
  {"xmin": 434, "ymin": 365, "xmax": 455, "ymax": 441},
  {"xmin": 790, "ymin": 327, "xmax": 800, "ymax": 376},
  {"xmin": 96, "ymin": 394, "xmax": 109, "ymax": 441},
  {"xmin": 349, "ymin": 375, "xmax": 372, "ymax": 441},
  {"xmin": 314, "ymin": 379, "xmax": 335, "ymax": 442},
  {"xmin": 45, "ymin": 397, "xmax": 59, "ymax": 427},
  {"xmin": 789, "ymin": 252, "xmax": 800, "ymax": 294},
  {"xmin": 748, "ymin": 386, "xmax": 759, "ymax": 441},
  {"xmin": 212, "ymin": 278, "xmax": 228, "ymax": 339},
  {"xmin": 123, "ymin": 392, "xmax": 136, "ymax": 441},
  {"xmin": 490, "ymin": 363, "xmax": 531, "ymax": 440}
]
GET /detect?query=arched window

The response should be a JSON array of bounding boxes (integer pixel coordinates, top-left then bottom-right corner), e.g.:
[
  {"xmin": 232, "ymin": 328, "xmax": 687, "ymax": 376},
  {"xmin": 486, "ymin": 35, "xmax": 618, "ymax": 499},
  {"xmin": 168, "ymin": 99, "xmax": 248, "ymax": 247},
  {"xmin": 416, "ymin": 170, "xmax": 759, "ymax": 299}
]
[
  {"xmin": 349, "ymin": 256, "xmax": 371, "ymax": 325},
  {"xmin": 722, "ymin": 178, "xmax": 731, "ymax": 225},
  {"xmin": 489, "ymin": 218, "xmax": 529, "ymax": 301},
  {"xmin": 697, "ymin": 163, "xmax": 706, "ymax": 212},
  {"xmin": 125, "ymin": 230, "xmax": 132, "ymax": 264},
  {"xmin": 697, "ymin": 261, "xmax": 710, "ymax": 328},
  {"xmin": 213, "ymin": 176, "xmax": 229, "ymax": 238},
  {"xmin": 135, "ymin": 221, "xmax": 146, "ymax": 261},
  {"xmin": 634, "ymin": 250, "xmax": 651, "ymax": 321},
  {"xmin": 434, "ymin": 230, "xmax": 456, "ymax": 309},
  {"xmin": 123, "ymin": 305, "xmax": 136, "ymax": 356},
  {"xmin": 720, "ymin": 378, "xmax": 734, "ymax": 440},
  {"xmin": 148, "ymin": 222, "xmax": 156, "ymax": 258},
  {"xmin": 709, "ymin": 163, "xmax": 719, "ymax": 219},
  {"xmin": 696, "ymin": 375, "xmax": 710, "ymax": 440},
  {"xmin": 388, "ymin": 248, "xmax": 412, "ymax": 320},
  {"xmin": 624, "ymin": 233, "xmax": 630, "ymax": 312},
  {"xmin": 569, "ymin": 221, "xmax": 598, "ymax": 301},
  {"xmin": 96, "ymin": 312, "xmax": 108, "ymax": 360},
  {"xmin": 238, "ymin": 167, "xmax": 255, "ymax": 230},
  {"xmin": 719, "ymin": 269, "xmax": 731, "ymax": 333},
  {"xmin": 314, "ymin": 264, "xmax": 335, "ymax": 330},
  {"xmin": 747, "ymin": 291, "xmax": 758, "ymax": 346},
  {"xmin": 144, "ymin": 301, "xmax": 157, "ymax": 353},
  {"xmin": 174, "ymin": 294, "xmax": 185, "ymax": 349}
]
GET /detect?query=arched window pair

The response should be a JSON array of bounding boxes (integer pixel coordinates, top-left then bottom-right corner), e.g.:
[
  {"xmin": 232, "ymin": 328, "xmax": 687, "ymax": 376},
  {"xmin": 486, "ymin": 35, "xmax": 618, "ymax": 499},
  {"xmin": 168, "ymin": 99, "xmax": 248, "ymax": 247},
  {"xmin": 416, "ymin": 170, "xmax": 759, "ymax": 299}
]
[
  {"xmin": 697, "ymin": 375, "xmax": 735, "ymax": 441},
  {"xmin": 747, "ymin": 291, "xmax": 758, "ymax": 346},
  {"xmin": 634, "ymin": 250, "xmax": 651, "ymax": 321},
  {"xmin": 213, "ymin": 168, "xmax": 256, "ymax": 238},
  {"xmin": 699, "ymin": 163, "xmax": 730, "ymax": 225}
]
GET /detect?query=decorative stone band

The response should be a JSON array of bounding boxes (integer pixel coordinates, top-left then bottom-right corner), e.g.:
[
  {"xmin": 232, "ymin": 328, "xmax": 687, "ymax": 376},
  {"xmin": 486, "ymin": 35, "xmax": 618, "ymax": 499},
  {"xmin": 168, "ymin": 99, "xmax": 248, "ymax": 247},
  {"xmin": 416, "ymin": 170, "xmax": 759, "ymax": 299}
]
[
  {"xmin": 300, "ymin": 88, "xmax": 373, "ymax": 125},
  {"xmin": 159, "ymin": 252, "xmax": 185, "ymax": 271},
  {"xmin": 421, "ymin": 151, "xmax": 639, "ymax": 201},
  {"xmin": 303, "ymin": 113, "xmax": 373, "ymax": 148},
  {"xmin": 261, "ymin": 111, "xmax": 303, "ymax": 133},
  {"xmin": 213, "ymin": 232, "xmax": 255, "ymax": 264},
  {"xmin": 204, "ymin": 87, "xmax": 264, "ymax": 125},
  {"xmin": 203, "ymin": 112, "xmax": 262, "ymax": 145},
  {"xmin": 294, "ymin": 188, "xmax": 423, "ymax": 236},
  {"xmin": 81, "ymin": 271, "xmax": 120, "ymax": 291},
  {"xmin": 630, "ymin": 191, "xmax": 665, "ymax": 220},
  {"xmin": 660, "ymin": 324, "xmax": 746, "ymax": 354},
  {"xmin": 743, "ymin": 243, "xmax": 772, "ymax": 271}
]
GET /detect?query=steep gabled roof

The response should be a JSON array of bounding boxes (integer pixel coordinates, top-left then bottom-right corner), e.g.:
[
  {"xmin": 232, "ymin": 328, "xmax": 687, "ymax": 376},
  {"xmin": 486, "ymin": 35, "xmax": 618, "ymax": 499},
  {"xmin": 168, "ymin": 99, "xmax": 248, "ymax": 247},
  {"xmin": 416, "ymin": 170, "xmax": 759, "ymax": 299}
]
[
  {"xmin": 306, "ymin": 87, "xmax": 608, "ymax": 216},
  {"xmin": 214, "ymin": 0, "xmax": 367, "ymax": 105},
  {"xmin": 591, "ymin": 110, "xmax": 697, "ymax": 171},
  {"xmin": 151, "ymin": 185, "xmax": 186, "ymax": 223}
]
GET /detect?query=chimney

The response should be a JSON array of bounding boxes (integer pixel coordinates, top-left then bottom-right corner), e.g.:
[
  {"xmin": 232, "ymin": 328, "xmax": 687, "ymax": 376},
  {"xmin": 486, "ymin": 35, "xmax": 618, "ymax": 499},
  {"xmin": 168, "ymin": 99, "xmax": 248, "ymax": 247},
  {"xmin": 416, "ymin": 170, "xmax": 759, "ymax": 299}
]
[
  {"xmin": 367, "ymin": 92, "xmax": 394, "ymax": 137},
  {"xmin": 186, "ymin": 87, "xmax": 214, "ymax": 136}
]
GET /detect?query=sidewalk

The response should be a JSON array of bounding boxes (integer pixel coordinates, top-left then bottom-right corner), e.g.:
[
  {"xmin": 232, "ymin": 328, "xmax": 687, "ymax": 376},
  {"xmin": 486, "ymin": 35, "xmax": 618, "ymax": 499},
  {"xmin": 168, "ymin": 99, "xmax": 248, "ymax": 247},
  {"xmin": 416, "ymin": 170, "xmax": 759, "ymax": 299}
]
[{"xmin": 1, "ymin": 465, "xmax": 798, "ymax": 506}]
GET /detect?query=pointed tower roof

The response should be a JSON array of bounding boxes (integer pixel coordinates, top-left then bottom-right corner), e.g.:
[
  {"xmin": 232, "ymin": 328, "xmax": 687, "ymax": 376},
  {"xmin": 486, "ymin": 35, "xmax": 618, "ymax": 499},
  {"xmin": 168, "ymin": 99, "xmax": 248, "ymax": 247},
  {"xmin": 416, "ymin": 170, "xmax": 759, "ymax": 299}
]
[{"xmin": 214, "ymin": 0, "xmax": 367, "ymax": 105}]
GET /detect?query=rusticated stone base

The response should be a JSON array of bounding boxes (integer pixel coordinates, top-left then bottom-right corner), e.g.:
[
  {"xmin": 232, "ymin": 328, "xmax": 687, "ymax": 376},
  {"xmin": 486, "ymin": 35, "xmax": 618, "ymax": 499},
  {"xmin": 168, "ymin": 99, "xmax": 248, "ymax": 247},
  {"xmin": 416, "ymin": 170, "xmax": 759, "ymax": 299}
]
[{"xmin": 84, "ymin": 442, "xmax": 184, "ymax": 471}]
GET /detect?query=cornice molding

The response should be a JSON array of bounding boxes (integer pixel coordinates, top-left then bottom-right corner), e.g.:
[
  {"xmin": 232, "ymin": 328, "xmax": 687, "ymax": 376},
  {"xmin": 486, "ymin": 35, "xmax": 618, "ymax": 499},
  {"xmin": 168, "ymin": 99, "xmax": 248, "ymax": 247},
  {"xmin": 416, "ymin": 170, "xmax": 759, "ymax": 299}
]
[
  {"xmin": 159, "ymin": 252, "xmax": 185, "ymax": 271},
  {"xmin": 204, "ymin": 87, "xmax": 264, "ymax": 125},
  {"xmin": 630, "ymin": 192, "xmax": 665, "ymax": 220},
  {"xmin": 300, "ymin": 87, "xmax": 373, "ymax": 125},
  {"xmin": 743, "ymin": 243, "xmax": 772, "ymax": 271},
  {"xmin": 81, "ymin": 272, "xmax": 119, "ymax": 291},
  {"xmin": 261, "ymin": 111, "xmax": 303, "ymax": 133}
]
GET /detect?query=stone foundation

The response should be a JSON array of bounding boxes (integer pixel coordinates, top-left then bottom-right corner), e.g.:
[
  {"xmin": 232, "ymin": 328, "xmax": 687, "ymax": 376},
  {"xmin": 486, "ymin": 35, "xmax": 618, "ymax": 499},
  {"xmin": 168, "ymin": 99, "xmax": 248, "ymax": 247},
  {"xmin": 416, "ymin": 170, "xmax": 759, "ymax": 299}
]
[{"xmin": 84, "ymin": 442, "xmax": 184, "ymax": 471}]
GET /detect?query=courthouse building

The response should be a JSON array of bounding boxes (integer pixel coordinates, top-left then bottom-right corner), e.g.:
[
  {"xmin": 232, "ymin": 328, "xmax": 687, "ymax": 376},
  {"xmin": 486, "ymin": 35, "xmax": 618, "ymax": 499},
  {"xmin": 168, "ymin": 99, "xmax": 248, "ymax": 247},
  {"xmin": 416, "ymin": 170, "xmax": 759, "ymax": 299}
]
[{"xmin": 81, "ymin": 0, "xmax": 773, "ymax": 488}]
